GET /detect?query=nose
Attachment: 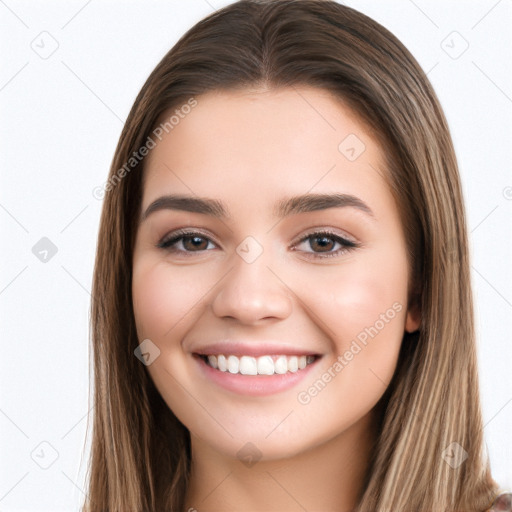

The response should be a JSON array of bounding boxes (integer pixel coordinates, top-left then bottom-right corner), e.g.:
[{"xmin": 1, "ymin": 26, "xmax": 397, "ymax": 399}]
[{"xmin": 210, "ymin": 249, "xmax": 293, "ymax": 325}]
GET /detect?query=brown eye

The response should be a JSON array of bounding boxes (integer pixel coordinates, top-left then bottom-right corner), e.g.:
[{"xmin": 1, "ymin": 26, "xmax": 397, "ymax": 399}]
[
  {"xmin": 157, "ymin": 231, "xmax": 216, "ymax": 253},
  {"xmin": 294, "ymin": 231, "xmax": 359, "ymax": 259},
  {"xmin": 308, "ymin": 234, "xmax": 336, "ymax": 252},
  {"xmin": 181, "ymin": 235, "xmax": 209, "ymax": 251}
]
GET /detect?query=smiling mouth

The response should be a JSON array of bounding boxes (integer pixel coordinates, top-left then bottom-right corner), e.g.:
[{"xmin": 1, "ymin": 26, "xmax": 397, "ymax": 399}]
[{"xmin": 197, "ymin": 354, "xmax": 319, "ymax": 376}]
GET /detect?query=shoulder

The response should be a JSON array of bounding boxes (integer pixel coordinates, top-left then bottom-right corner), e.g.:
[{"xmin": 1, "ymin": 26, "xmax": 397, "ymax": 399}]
[{"xmin": 485, "ymin": 492, "xmax": 512, "ymax": 512}]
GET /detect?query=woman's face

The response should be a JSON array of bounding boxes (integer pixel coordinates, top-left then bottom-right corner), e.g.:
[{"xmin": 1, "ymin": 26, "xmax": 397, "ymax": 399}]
[{"xmin": 132, "ymin": 86, "xmax": 420, "ymax": 460}]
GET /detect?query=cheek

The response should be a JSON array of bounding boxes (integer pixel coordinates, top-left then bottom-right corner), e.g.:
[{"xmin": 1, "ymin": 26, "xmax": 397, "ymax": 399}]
[
  {"xmin": 131, "ymin": 260, "xmax": 207, "ymax": 423},
  {"xmin": 329, "ymin": 274, "xmax": 406, "ymax": 345},
  {"xmin": 132, "ymin": 259, "xmax": 203, "ymax": 340},
  {"xmin": 299, "ymin": 251, "xmax": 409, "ymax": 385},
  {"xmin": 305, "ymin": 253, "xmax": 407, "ymax": 332},
  {"xmin": 293, "ymin": 266, "xmax": 408, "ymax": 431}
]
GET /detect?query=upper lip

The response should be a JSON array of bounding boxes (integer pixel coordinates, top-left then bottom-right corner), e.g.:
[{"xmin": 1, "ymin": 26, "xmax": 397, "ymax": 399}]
[{"xmin": 190, "ymin": 341, "xmax": 321, "ymax": 358}]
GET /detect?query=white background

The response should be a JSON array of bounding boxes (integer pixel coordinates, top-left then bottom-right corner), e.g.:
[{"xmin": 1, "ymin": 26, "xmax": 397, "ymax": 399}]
[{"xmin": 1, "ymin": 1, "xmax": 511, "ymax": 510}]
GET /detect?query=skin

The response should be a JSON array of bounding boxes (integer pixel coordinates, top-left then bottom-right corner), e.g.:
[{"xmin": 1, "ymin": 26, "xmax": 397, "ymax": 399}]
[{"xmin": 132, "ymin": 86, "xmax": 420, "ymax": 511}]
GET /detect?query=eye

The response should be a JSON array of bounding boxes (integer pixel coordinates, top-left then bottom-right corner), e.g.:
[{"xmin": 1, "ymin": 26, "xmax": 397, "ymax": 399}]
[
  {"xmin": 293, "ymin": 230, "xmax": 359, "ymax": 259},
  {"xmin": 157, "ymin": 230, "xmax": 217, "ymax": 254},
  {"xmin": 157, "ymin": 228, "xmax": 359, "ymax": 259}
]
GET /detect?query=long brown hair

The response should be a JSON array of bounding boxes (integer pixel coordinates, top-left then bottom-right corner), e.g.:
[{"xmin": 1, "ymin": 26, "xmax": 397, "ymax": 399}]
[{"xmin": 84, "ymin": 1, "xmax": 500, "ymax": 510}]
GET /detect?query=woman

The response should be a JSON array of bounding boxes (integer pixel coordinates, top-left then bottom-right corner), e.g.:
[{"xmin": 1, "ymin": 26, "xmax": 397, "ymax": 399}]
[{"xmin": 84, "ymin": 1, "xmax": 510, "ymax": 510}]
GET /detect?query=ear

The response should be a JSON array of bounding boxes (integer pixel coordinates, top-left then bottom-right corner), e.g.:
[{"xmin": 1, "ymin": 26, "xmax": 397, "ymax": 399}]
[{"xmin": 405, "ymin": 297, "xmax": 421, "ymax": 333}]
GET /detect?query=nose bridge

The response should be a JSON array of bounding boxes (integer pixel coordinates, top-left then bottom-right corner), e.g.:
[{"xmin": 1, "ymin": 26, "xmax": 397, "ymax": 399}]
[{"xmin": 210, "ymin": 234, "xmax": 293, "ymax": 323}]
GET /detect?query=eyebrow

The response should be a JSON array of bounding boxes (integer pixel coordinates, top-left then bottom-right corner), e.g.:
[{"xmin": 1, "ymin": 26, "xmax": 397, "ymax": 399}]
[{"xmin": 139, "ymin": 192, "xmax": 374, "ymax": 223}]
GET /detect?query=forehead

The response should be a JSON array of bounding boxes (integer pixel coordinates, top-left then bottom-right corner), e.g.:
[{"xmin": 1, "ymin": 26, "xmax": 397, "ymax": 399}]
[{"xmin": 142, "ymin": 86, "xmax": 393, "ymax": 220}]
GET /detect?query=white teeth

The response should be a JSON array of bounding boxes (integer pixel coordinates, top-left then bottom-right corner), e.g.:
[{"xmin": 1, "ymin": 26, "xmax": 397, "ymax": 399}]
[
  {"xmin": 239, "ymin": 356, "xmax": 258, "ymax": 375},
  {"xmin": 203, "ymin": 353, "xmax": 316, "ymax": 375},
  {"xmin": 274, "ymin": 355, "xmax": 288, "ymax": 374},
  {"xmin": 227, "ymin": 355, "xmax": 239, "ymax": 374},
  {"xmin": 217, "ymin": 355, "xmax": 227, "ymax": 372},
  {"xmin": 257, "ymin": 355, "xmax": 274, "ymax": 375}
]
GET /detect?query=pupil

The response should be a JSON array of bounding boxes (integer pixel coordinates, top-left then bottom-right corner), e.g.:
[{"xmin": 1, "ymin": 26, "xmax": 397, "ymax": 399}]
[
  {"xmin": 185, "ymin": 236, "xmax": 206, "ymax": 250},
  {"xmin": 313, "ymin": 235, "xmax": 333, "ymax": 252}
]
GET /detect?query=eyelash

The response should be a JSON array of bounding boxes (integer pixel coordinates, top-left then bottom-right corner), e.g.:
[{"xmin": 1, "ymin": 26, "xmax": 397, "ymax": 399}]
[{"xmin": 157, "ymin": 228, "xmax": 360, "ymax": 260}]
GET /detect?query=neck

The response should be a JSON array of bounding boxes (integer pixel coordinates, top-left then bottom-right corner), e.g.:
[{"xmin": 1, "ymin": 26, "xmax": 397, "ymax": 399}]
[{"xmin": 184, "ymin": 408, "xmax": 378, "ymax": 512}]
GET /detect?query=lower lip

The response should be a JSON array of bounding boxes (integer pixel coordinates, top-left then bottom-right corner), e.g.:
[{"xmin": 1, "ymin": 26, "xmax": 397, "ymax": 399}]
[{"xmin": 194, "ymin": 355, "xmax": 321, "ymax": 396}]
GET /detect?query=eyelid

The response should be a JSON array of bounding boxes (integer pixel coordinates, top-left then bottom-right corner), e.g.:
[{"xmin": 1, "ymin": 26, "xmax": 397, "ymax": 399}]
[{"xmin": 291, "ymin": 227, "xmax": 358, "ymax": 247}]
